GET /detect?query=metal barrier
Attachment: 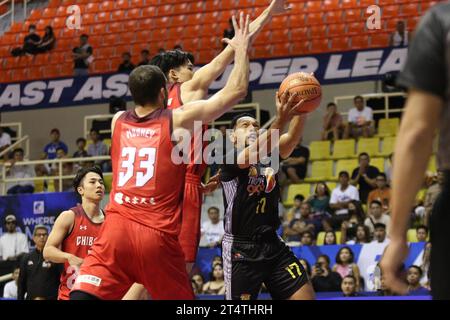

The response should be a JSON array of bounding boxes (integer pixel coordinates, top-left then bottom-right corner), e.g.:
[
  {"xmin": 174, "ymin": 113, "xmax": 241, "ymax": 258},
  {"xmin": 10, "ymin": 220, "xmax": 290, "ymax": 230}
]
[
  {"xmin": 0, "ymin": 134, "xmax": 29, "ymax": 159},
  {"xmin": 0, "ymin": 122, "xmax": 22, "ymax": 143},
  {"xmin": 0, "ymin": 0, "xmax": 29, "ymax": 27}
]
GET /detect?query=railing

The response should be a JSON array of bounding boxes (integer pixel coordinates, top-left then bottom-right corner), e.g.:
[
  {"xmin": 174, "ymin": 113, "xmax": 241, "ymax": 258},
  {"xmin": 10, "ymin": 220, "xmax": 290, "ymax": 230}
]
[
  {"xmin": 334, "ymin": 92, "xmax": 407, "ymax": 118},
  {"xmin": 0, "ymin": 121, "xmax": 22, "ymax": 143},
  {"xmin": 0, "ymin": 0, "xmax": 30, "ymax": 28},
  {"xmin": 84, "ymin": 114, "xmax": 114, "ymax": 139},
  {"xmin": 0, "ymin": 134, "xmax": 29, "ymax": 158},
  {"xmin": 0, "ymin": 155, "xmax": 112, "ymax": 195}
]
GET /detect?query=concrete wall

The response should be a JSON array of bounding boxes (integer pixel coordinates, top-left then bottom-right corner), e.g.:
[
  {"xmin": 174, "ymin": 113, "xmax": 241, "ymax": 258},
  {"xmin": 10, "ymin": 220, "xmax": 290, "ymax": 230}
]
[{"xmin": 1, "ymin": 80, "xmax": 378, "ymax": 159}]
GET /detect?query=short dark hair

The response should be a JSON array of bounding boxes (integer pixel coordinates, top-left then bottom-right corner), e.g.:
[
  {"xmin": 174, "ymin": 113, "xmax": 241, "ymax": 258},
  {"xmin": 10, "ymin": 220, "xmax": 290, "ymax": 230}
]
[
  {"xmin": 90, "ymin": 128, "xmax": 100, "ymax": 135},
  {"xmin": 149, "ymin": 50, "xmax": 194, "ymax": 77},
  {"xmin": 327, "ymin": 102, "xmax": 336, "ymax": 108},
  {"xmin": 358, "ymin": 152, "xmax": 369, "ymax": 159},
  {"xmin": 76, "ymin": 137, "xmax": 86, "ymax": 144},
  {"xmin": 73, "ymin": 166, "xmax": 104, "ymax": 196},
  {"xmin": 141, "ymin": 49, "xmax": 149, "ymax": 55},
  {"xmin": 128, "ymin": 65, "xmax": 166, "ymax": 106},
  {"xmin": 317, "ymin": 254, "xmax": 330, "ymax": 266},
  {"xmin": 50, "ymin": 128, "xmax": 60, "ymax": 135},
  {"xmin": 335, "ymin": 246, "xmax": 355, "ymax": 264},
  {"xmin": 80, "ymin": 34, "xmax": 89, "ymax": 39},
  {"xmin": 370, "ymin": 200, "xmax": 382, "ymax": 208},
  {"xmin": 416, "ymin": 225, "xmax": 428, "ymax": 233},
  {"xmin": 408, "ymin": 265, "xmax": 423, "ymax": 277},
  {"xmin": 374, "ymin": 223, "xmax": 386, "ymax": 230},
  {"xmin": 230, "ymin": 113, "xmax": 255, "ymax": 129},
  {"xmin": 294, "ymin": 194, "xmax": 305, "ymax": 202},
  {"xmin": 13, "ymin": 148, "xmax": 24, "ymax": 155},
  {"xmin": 208, "ymin": 206, "xmax": 219, "ymax": 214},
  {"xmin": 338, "ymin": 171, "xmax": 349, "ymax": 178},
  {"xmin": 354, "ymin": 95, "xmax": 364, "ymax": 102},
  {"xmin": 343, "ymin": 275, "xmax": 356, "ymax": 282},
  {"xmin": 302, "ymin": 231, "xmax": 314, "ymax": 239},
  {"xmin": 29, "ymin": 24, "xmax": 36, "ymax": 30},
  {"xmin": 122, "ymin": 51, "xmax": 131, "ymax": 57}
]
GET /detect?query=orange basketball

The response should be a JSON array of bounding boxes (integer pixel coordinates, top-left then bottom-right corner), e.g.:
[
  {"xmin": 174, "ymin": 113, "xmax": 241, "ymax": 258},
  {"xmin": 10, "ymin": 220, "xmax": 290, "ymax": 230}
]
[{"xmin": 278, "ymin": 72, "xmax": 322, "ymax": 114}]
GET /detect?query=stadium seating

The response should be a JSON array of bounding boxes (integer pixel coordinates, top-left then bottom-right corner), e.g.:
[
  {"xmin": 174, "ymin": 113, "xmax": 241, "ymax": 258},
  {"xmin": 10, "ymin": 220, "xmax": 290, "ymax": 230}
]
[
  {"xmin": 316, "ymin": 231, "xmax": 342, "ymax": 245},
  {"xmin": 309, "ymin": 141, "xmax": 331, "ymax": 161},
  {"xmin": 335, "ymin": 159, "xmax": 358, "ymax": 178},
  {"xmin": 284, "ymin": 183, "xmax": 312, "ymax": 206},
  {"xmin": 332, "ymin": 139, "xmax": 356, "ymax": 159},
  {"xmin": 305, "ymin": 160, "xmax": 334, "ymax": 182},
  {"xmin": 357, "ymin": 137, "xmax": 380, "ymax": 157},
  {"xmin": 377, "ymin": 118, "xmax": 400, "ymax": 137}
]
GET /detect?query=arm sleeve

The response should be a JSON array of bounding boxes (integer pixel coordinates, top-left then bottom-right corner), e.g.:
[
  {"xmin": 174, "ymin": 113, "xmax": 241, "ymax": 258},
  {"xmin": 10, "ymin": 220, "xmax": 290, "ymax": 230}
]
[
  {"xmin": 18, "ymin": 234, "xmax": 29, "ymax": 255},
  {"xmin": 330, "ymin": 190, "xmax": 338, "ymax": 204},
  {"xmin": 353, "ymin": 187, "xmax": 360, "ymax": 201},
  {"xmin": 396, "ymin": 7, "xmax": 447, "ymax": 100}
]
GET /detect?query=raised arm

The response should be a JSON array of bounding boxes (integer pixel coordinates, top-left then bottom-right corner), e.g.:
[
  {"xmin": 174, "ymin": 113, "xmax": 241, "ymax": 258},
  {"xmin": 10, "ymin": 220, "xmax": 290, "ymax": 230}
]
[
  {"xmin": 173, "ymin": 13, "xmax": 252, "ymax": 131},
  {"xmin": 180, "ymin": 0, "xmax": 291, "ymax": 102}
]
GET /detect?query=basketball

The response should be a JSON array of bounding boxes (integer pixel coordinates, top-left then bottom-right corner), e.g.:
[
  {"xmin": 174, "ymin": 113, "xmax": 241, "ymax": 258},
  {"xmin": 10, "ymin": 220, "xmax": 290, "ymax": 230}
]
[{"xmin": 278, "ymin": 72, "xmax": 322, "ymax": 114}]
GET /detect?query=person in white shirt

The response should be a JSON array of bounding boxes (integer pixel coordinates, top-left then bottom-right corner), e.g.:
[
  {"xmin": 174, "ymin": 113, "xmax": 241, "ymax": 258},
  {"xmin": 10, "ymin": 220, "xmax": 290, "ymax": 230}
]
[
  {"xmin": 370, "ymin": 223, "xmax": 390, "ymax": 245},
  {"xmin": 0, "ymin": 215, "xmax": 29, "ymax": 261},
  {"xmin": 364, "ymin": 200, "xmax": 391, "ymax": 235},
  {"xmin": 3, "ymin": 267, "xmax": 20, "ymax": 299},
  {"xmin": 344, "ymin": 95, "xmax": 374, "ymax": 139},
  {"xmin": 389, "ymin": 20, "xmax": 410, "ymax": 47},
  {"xmin": 6, "ymin": 148, "xmax": 35, "ymax": 194},
  {"xmin": 330, "ymin": 171, "xmax": 360, "ymax": 227},
  {"xmin": 0, "ymin": 126, "xmax": 12, "ymax": 153},
  {"xmin": 200, "ymin": 207, "xmax": 224, "ymax": 248}
]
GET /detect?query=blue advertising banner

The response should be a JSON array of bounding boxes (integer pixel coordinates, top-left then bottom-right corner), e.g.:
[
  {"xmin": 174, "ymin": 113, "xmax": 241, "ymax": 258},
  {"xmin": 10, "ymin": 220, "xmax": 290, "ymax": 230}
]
[{"xmin": 0, "ymin": 47, "xmax": 407, "ymax": 112}]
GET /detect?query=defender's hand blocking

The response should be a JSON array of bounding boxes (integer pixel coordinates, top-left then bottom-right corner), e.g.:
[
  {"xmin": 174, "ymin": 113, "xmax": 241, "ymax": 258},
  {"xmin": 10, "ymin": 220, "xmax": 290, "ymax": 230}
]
[
  {"xmin": 276, "ymin": 91, "xmax": 306, "ymax": 124},
  {"xmin": 379, "ymin": 240, "xmax": 409, "ymax": 295},
  {"xmin": 222, "ymin": 12, "xmax": 257, "ymax": 52},
  {"xmin": 269, "ymin": 0, "xmax": 293, "ymax": 15}
]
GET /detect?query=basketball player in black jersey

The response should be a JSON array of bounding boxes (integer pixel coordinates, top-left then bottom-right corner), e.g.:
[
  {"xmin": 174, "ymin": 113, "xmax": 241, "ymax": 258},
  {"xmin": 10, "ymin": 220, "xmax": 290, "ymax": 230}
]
[{"xmin": 219, "ymin": 91, "xmax": 315, "ymax": 300}]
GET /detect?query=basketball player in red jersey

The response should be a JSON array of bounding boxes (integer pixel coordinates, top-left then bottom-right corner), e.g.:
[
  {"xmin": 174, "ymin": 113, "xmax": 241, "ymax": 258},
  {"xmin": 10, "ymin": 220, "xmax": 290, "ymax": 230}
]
[
  {"xmin": 150, "ymin": 0, "xmax": 292, "ymax": 270},
  {"xmin": 43, "ymin": 166, "xmax": 105, "ymax": 300},
  {"xmin": 69, "ymin": 13, "xmax": 254, "ymax": 300}
]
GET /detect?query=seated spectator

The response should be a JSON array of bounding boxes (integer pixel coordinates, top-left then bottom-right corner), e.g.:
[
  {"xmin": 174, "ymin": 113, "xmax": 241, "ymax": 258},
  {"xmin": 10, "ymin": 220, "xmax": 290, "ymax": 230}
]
[
  {"xmin": 371, "ymin": 223, "xmax": 389, "ymax": 244},
  {"xmin": 343, "ymin": 223, "xmax": 371, "ymax": 245},
  {"xmin": 321, "ymin": 102, "xmax": 344, "ymax": 140},
  {"xmin": 324, "ymin": 231, "xmax": 337, "ymax": 245},
  {"xmin": 341, "ymin": 200, "xmax": 366, "ymax": 233},
  {"xmin": 43, "ymin": 128, "xmax": 68, "ymax": 160},
  {"xmin": 300, "ymin": 231, "xmax": 315, "ymax": 246},
  {"xmin": 3, "ymin": 267, "xmax": 20, "ymax": 299},
  {"xmin": 87, "ymin": 128, "xmax": 109, "ymax": 171},
  {"xmin": 117, "ymin": 52, "xmax": 135, "ymax": 73},
  {"xmin": 424, "ymin": 170, "xmax": 444, "ymax": 226},
  {"xmin": 223, "ymin": 18, "xmax": 235, "ymax": 49},
  {"xmin": 367, "ymin": 173, "xmax": 391, "ymax": 212},
  {"xmin": 299, "ymin": 259, "xmax": 311, "ymax": 278},
  {"xmin": 311, "ymin": 255, "xmax": 342, "ymax": 292},
  {"xmin": 53, "ymin": 148, "xmax": 75, "ymax": 192},
  {"xmin": 0, "ymin": 215, "xmax": 29, "ymax": 261},
  {"xmin": 72, "ymin": 34, "xmax": 93, "ymax": 76},
  {"xmin": 0, "ymin": 126, "xmax": 12, "ymax": 154},
  {"xmin": 341, "ymin": 275, "xmax": 359, "ymax": 297},
  {"xmin": 284, "ymin": 194, "xmax": 304, "ymax": 226},
  {"xmin": 284, "ymin": 201, "xmax": 316, "ymax": 241},
  {"xmin": 202, "ymin": 264, "xmax": 225, "ymax": 295},
  {"xmin": 407, "ymin": 266, "xmax": 429, "ymax": 294},
  {"xmin": 11, "ymin": 24, "xmax": 41, "ymax": 56},
  {"xmin": 191, "ymin": 273, "xmax": 205, "ymax": 295},
  {"xmin": 137, "ymin": 49, "xmax": 150, "ymax": 66},
  {"xmin": 330, "ymin": 171, "xmax": 360, "ymax": 228},
  {"xmin": 365, "ymin": 200, "xmax": 391, "ymax": 234},
  {"xmin": 200, "ymin": 207, "xmax": 224, "ymax": 248},
  {"xmin": 5, "ymin": 148, "xmax": 35, "ymax": 195},
  {"xmin": 344, "ymin": 95, "xmax": 374, "ymax": 139},
  {"xmin": 416, "ymin": 225, "xmax": 428, "ymax": 242},
  {"xmin": 307, "ymin": 182, "xmax": 331, "ymax": 215},
  {"xmin": 350, "ymin": 153, "xmax": 379, "ymax": 203},
  {"xmin": 173, "ymin": 44, "xmax": 183, "ymax": 50},
  {"xmin": 36, "ymin": 26, "xmax": 55, "ymax": 53},
  {"xmin": 389, "ymin": 20, "xmax": 410, "ymax": 47},
  {"xmin": 73, "ymin": 137, "xmax": 88, "ymax": 158},
  {"xmin": 332, "ymin": 247, "xmax": 361, "ymax": 290},
  {"xmin": 281, "ymin": 141, "xmax": 310, "ymax": 183}
]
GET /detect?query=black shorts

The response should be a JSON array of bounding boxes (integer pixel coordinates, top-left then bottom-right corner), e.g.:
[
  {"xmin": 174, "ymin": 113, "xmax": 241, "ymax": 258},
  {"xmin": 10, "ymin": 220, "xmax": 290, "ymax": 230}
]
[
  {"xmin": 430, "ymin": 174, "xmax": 450, "ymax": 299},
  {"xmin": 222, "ymin": 233, "xmax": 308, "ymax": 300}
]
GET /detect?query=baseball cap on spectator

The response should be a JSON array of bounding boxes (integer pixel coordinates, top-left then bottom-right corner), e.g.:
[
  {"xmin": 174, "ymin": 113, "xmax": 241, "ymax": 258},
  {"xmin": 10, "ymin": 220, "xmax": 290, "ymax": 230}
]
[{"xmin": 5, "ymin": 215, "xmax": 16, "ymax": 223}]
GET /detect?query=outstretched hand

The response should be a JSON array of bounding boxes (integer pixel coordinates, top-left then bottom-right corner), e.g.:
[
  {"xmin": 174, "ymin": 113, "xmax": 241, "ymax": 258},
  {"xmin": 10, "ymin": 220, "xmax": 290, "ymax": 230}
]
[
  {"xmin": 202, "ymin": 171, "xmax": 221, "ymax": 195},
  {"xmin": 222, "ymin": 12, "xmax": 257, "ymax": 51},
  {"xmin": 379, "ymin": 239, "xmax": 409, "ymax": 295},
  {"xmin": 269, "ymin": 0, "xmax": 293, "ymax": 15},
  {"xmin": 276, "ymin": 91, "xmax": 306, "ymax": 124}
]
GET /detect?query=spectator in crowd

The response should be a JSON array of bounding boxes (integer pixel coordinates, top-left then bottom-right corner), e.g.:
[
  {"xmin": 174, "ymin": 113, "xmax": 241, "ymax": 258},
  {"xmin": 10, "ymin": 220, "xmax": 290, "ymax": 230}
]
[
  {"xmin": 73, "ymin": 137, "xmax": 88, "ymax": 158},
  {"xmin": 321, "ymin": 102, "xmax": 344, "ymax": 140},
  {"xmin": 343, "ymin": 224, "xmax": 371, "ymax": 245},
  {"xmin": 330, "ymin": 171, "xmax": 360, "ymax": 227},
  {"xmin": 87, "ymin": 128, "xmax": 109, "ymax": 171},
  {"xmin": 3, "ymin": 267, "xmax": 20, "ymax": 299},
  {"xmin": 223, "ymin": 18, "xmax": 235, "ymax": 49},
  {"xmin": 52, "ymin": 147, "xmax": 75, "ymax": 192},
  {"xmin": 367, "ymin": 173, "xmax": 391, "ymax": 212},
  {"xmin": 18, "ymin": 225, "xmax": 61, "ymax": 300},
  {"xmin": 284, "ymin": 194, "xmax": 304, "ymax": 226},
  {"xmin": 420, "ymin": 242, "xmax": 431, "ymax": 288},
  {"xmin": 341, "ymin": 200, "xmax": 366, "ymax": 233},
  {"xmin": 43, "ymin": 128, "xmax": 68, "ymax": 160},
  {"xmin": 211, "ymin": 256, "xmax": 223, "ymax": 268},
  {"xmin": 406, "ymin": 266, "xmax": 429, "ymax": 294},
  {"xmin": 36, "ymin": 26, "xmax": 56, "ymax": 53},
  {"xmin": 0, "ymin": 126, "xmax": 12, "ymax": 153},
  {"xmin": 173, "ymin": 44, "xmax": 183, "ymax": 50},
  {"xmin": 5, "ymin": 148, "xmax": 35, "ymax": 194},
  {"xmin": 11, "ymin": 24, "xmax": 41, "ymax": 56},
  {"xmin": 137, "ymin": 49, "xmax": 150, "ymax": 66},
  {"xmin": 200, "ymin": 206, "xmax": 224, "ymax": 248},
  {"xmin": 371, "ymin": 223, "xmax": 389, "ymax": 244},
  {"xmin": 350, "ymin": 153, "xmax": 379, "ymax": 203},
  {"xmin": 344, "ymin": 95, "xmax": 374, "ymax": 139},
  {"xmin": 424, "ymin": 170, "xmax": 444, "ymax": 226},
  {"xmin": 299, "ymin": 259, "xmax": 311, "ymax": 278},
  {"xmin": 389, "ymin": 20, "xmax": 410, "ymax": 47},
  {"xmin": 191, "ymin": 273, "xmax": 205, "ymax": 295},
  {"xmin": 202, "ymin": 264, "xmax": 225, "ymax": 295},
  {"xmin": 324, "ymin": 231, "xmax": 337, "ymax": 245},
  {"xmin": 72, "ymin": 34, "xmax": 93, "ymax": 76},
  {"xmin": 281, "ymin": 141, "xmax": 310, "ymax": 183},
  {"xmin": 341, "ymin": 275, "xmax": 359, "ymax": 297},
  {"xmin": 117, "ymin": 52, "xmax": 135, "ymax": 73},
  {"xmin": 0, "ymin": 215, "xmax": 29, "ymax": 261},
  {"xmin": 311, "ymin": 255, "xmax": 342, "ymax": 292},
  {"xmin": 365, "ymin": 200, "xmax": 391, "ymax": 234},
  {"xmin": 332, "ymin": 247, "xmax": 361, "ymax": 290},
  {"xmin": 386, "ymin": 153, "xmax": 394, "ymax": 185},
  {"xmin": 416, "ymin": 225, "xmax": 428, "ymax": 242},
  {"xmin": 300, "ymin": 231, "xmax": 315, "ymax": 246},
  {"xmin": 284, "ymin": 200, "xmax": 316, "ymax": 241},
  {"xmin": 307, "ymin": 182, "xmax": 331, "ymax": 215}
]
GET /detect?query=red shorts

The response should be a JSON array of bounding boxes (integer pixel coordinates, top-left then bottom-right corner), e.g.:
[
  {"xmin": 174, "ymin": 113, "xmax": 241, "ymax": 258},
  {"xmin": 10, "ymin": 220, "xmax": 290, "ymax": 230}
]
[
  {"xmin": 72, "ymin": 211, "xmax": 194, "ymax": 300},
  {"xmin": 178, "ymin": 173, "xmax": 202, "ymax": 263}
]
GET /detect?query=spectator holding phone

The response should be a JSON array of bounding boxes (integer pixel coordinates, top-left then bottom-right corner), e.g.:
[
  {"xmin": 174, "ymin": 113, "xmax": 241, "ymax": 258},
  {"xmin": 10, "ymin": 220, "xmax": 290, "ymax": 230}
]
[{"xmin": 311, "ymin": 255, "xmax": 342, "ymax": 292}]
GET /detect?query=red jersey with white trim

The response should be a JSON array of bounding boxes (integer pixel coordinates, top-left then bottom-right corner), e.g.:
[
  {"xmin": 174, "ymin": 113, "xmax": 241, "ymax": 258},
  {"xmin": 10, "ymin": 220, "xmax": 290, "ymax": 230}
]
[
  {"xmin": 167, "ymin": 83, "xmax": 208, "ymax": 176},
  {"xmin": 106, "ymin": 108, "xmax": 185, "ymax": 235},
  {"xmin": 58, "ymin": 205, "xmax": 103, "ymax": 300}
]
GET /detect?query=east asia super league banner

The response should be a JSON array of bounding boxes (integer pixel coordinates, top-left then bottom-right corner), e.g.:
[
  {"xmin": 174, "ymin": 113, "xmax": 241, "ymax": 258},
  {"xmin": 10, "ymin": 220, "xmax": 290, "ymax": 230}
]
[{"xmin": 0, "ymin": 47, "xmax": 407, "ymax": 112}]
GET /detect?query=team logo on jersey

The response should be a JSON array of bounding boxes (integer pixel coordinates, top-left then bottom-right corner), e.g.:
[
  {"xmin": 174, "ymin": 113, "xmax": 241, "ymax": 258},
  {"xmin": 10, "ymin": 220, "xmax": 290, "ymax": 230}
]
[
  {"xmin": 248, "ymin": 166, "xmax": 258, "ymax": 177},
  {"xmin": 247, "ymin": 166, "xmax": 277, "ymax": 195},
  {"xmin": 80, "ymin": 225, "xmax": 87, "ymax": 231},
  {"xmin": 240, "ymin": 294, "xmax": 251, "ymax": 300},
  {"xmin": 114, "ymin": 192, "xmax": 124, "ymax": 205},
  {"xmin": 264, "ymin": 167, "xmax": 276, "ymax": 193}
]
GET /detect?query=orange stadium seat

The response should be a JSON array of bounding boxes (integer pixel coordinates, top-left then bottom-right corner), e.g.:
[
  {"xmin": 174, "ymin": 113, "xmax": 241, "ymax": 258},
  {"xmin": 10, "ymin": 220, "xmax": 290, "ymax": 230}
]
[
  {"xmin": 36, "ymin": 19, "xmax": 52, "ymax": 31},
  {"xmin": 0, "ymin": 70, "xmax": 13, "ymax": 83},
  {"xmin": 254, "ymin": 30, "xmax": 271, "ymax": 45},
  {"xmin": 100, "ymin": 1, "xmax": 115, "ymax": 12},
  {"xmin": 271, "ymin": 29, "xmax": 290, "ymax": 43},
  {"xmin": 55, "ymin": 7, "xmax": 67, "ymax": 18},
  {"xmin": 3, "ymin": 57, "xmax": 17, "ymax": 70},
  {"xmin": 270, "ymin": 15, "xmax": 289, "ymax": 29},
  {"xmin": 272, "ymin": 43, "xmax": 291, "ymax": 57},
  {"xmin": 49, "ymin": 52, "xmax": 66, "ymax": 64},
  {"xmin": 401, "ymin": 3, "xmax": 419, "ymax": 16},
  {"xmin": 158, "ymin": 4, "xmax": 173, "ymax": 16},
  {"xmin": 111, "ymin": 10, "xmax": 126, "ymax": 21},
  {"xmin": 154, "ymin": 17, "xmax": 171, "ymax": 28},
  {"xmin": 359, "ymin": 0, "xmax": 375, "ymax": 8},
  {"xmin": 108, "ymin": 22, "xmax": 123, "ymax": 33},
  {"xmin": 0, "ymin": 46, "xmax": 10, "ymax": 58},
  {"xmin": 289, "ymin": 14, "xmax": 306, "ymax": 28},
  {"xmin": 60, "ymin": 0, "xmax": 74, "ymax": 7},
  {"xmin": 186, "ymin": 13, "xmax": 203, "ymax": 25},
  {"xmin": 346, "ymin": 21, "xmax": 364, "ymax": 35},
  {"xmin": 17, "ymin": 55, "xmax": 33, "ymax": 68},
  {"xmin": 351, "ymin": 35, "xmax": 369, "ymax": 49},
  {"xmin": 28, "ymin": 9, "xmax": 41, "ymax": 22},
  {"xmin": 115, "ymin": 45, "xmax": 130, "ymax": 56},
  {"xmin": 199, "ymin": 23, "xmax": 216, "ymax": 37},
  {"xmin": 152, "ymin": 29, "xmax": 166, "ymax": 41},
  {"xmin": 304, "ymin": 1, "xmax": 321, "ymax": 13},
  {"xmin": 172, "ymin": 15, "xmax": 187, "ymax": 27},
  {"xmin": 252, "ymin": 45, "xmax": 272, "ymax": 59},
  {"xmin": 92, "ymin": 60, "xmax": 110, "ymax": 73},
  {"xmin": 127, "ymin": 8, "xmax": 142, "ymax": 20},
  {"xmin": 0, "ymin": 34, "xmax": 16, "ymax": 45},
  {"xmin": 48, "ymin": 0, "xmax": 60, "ymax": 8},
  {"xmin": 221, "ymin": 0, "xmax": 236, "ymax": 10},
  {"xmin": 125, "ymin": 20, "xmax": 140, "ymax": 32},
  {"xmin": 111, "ymin": 57, "xmax": 122, "ymax": 70},
  {"xmin": 332, "ymin": 37, "xmax": 350, "ymax": 51},
  {"xmin": 85, "ymin": 3, "xmax": 100, "ymax": 14},
  {"xmin": 201, "ymin": 36, "xmax": 218, "ymax": 48},
  {"xmin": 323, "ymin": 0, "xmax": 340, "ymax": 10},
  {"xmin": 385, "ymin": 19, "xmax": 399, "ymax": 32},
  {"xmin": 326, "ymin": 11, "xmax": 342, "ymax": 24},
  {"xmin": 9, "ymin": 22, "xmax": 23, "ymax": 33},
  {"xmin": 52, "ymin": 17, "xmax": 66, "ymax": 29},
  {"xmin": 371, "ymin": 33, "xmax": 390, "ymax": 47},
  {"xmin": 173, "ymin": 3, "xmax": 189, "ymax": 14},
  {"xmin": 306, "ymin": 13, "xmax": 323, "ymax": 25},
  {"xmin": 89, "ymin": 36, "xmax": 102, "ymax": 47},
  {"xmin": 97, "ymin": 12, "xmax": 111, "ymax": 24},
  {"xmin": 28, "ymin": 67, "xmax": 44, "ymax": 80},
  {"xmin": 42, "ymin": 8, "xmax": 57, "ymax": 18},
  {"xmin": 291, "ymin": 41, "xmax": 310, "ymax": 55},
  {"xmin": 205, "ymin": 0, "xmax": 221, "ymax": 12},
  {"xmin": 328, "ymin": 24, "xmax": 346, "ymax": 37},
  {"xmin": 82, "ymin": 14, "xmax": 96, "ymax": 25},
  {"xmin": 14, "ymin": 68, "xmax": 29, "ymax": 82},
  {"xmin": 344, "ymin": 9, "xmax": 362, "ymax": 22},
  {"xmin": 96, "ymin": 47, "xmax": 115, "ymax": 59},
  {"xmin": 184, "ymin": 25, "xmax": 201, "ymax": 38},
  {"xmin": 60, "ymin": 63, "xmax": 73, "ymax": 77},
  {"xmin": 59, "ymin": 28, "xmax": 76, "ymax": 39},
  {"xmin": 236, "ymin": 0, "xmax": 254, "ymax": 9},
  {"xmin": 44, "ymin": 65, "xmax": 60, "ymax": 78},
  {"xmin": 167, "ymin": 27, "xmax": 184, "ymax": 40},
  {"xmin": 142, "ymin": 6, "xmax": 157, "ymax": 18},
  {"xmin": 135, "ymin": 30, "xmax": 152, "ymax": 43},
  {"xmin": 291, "ymin": 27, "xmax": 309, "ymax": 41},
  {"xmin": 309, "ymin": 25, "xmax": 327, "ymax": 39},
  {"xmin": 115, "ymin": 0, "xmax": 130, "ymax": 10},
  {"xmin": 92, "ymin": 24, "xmax": 107, "ymax": 35},
  {"xmin": 341, "ymin": 0, "xmax": 358, "ymax": 9},
  {"xmin": 118, "ymin": 32, "xmax": 135, "ymax": 44},
  {"xmin": 130, "ymin": 0, "xmax": 147, "ymax": 8},
  {"xmin": 188, "ymin": 2, "xmax": 204, "ymax": 13},
  {"xmin": 183, "ymin": 38, "xmax": 200, "ymax": 53},
  {"xmin": 380, "ymin": 5, "xmax": 398, "ymax": 19},
  {"xmin": 408, "ymin": 16, "xmax": 420, "ymax": 31}
]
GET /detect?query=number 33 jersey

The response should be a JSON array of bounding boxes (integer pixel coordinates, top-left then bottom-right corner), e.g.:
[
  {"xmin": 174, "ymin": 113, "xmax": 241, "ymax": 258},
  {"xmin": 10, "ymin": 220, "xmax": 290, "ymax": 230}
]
[{"xmin": 107, "ymin": 109, "xmax": 186, "ymax": 235}]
